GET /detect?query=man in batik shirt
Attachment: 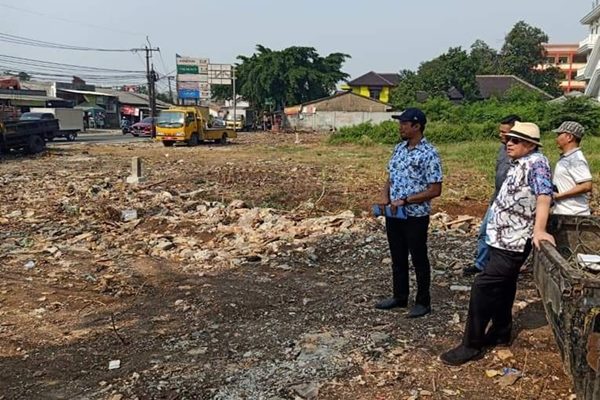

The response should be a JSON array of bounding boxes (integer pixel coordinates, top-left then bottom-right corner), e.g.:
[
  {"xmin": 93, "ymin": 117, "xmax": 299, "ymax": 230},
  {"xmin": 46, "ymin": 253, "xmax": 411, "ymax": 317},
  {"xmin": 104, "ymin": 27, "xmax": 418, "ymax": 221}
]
[
  {"xmin": 441, "ymin": 121, "xmax": 555, "ymax": 365},
  {"xmin": 374, "ymin": 108, "xmax": 443, "ymax": 318}
]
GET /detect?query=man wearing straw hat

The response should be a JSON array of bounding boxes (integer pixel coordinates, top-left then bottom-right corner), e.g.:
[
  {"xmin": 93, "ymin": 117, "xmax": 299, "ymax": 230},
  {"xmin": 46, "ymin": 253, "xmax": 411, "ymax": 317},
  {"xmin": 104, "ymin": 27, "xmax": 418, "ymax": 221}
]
[{"xmin": 440, "ymin": 121, "xmax": 555, "ymax": 365}]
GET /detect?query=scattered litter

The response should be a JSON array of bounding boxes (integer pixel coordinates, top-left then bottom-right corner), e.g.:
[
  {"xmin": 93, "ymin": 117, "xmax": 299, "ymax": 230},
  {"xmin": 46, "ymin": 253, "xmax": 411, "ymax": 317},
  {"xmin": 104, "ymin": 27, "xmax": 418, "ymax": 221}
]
[
  {"xmin": 108, "ymin": 360, "xmax": 121, "ymax": 370},
  {"xmin": 496, "ymin": 349, "xmax": 514, "ymax": 361},
  {"xmin": 577, "ymin": 253, "xmax": 600, "ymax": 272},
  {"xmin": 450, "ymin": 285, "xmax": 471, "ymax": 292},
  {"xmin": 23, "ymin": 260, "xmax": 35, "ymax": 270},
  {"xmin": 497, "ymin": 367, "xmax": 522, "ymax": 387},
  {"xmin": 120, "ymin": 209, "xmax": 138, "ymax": 222}
]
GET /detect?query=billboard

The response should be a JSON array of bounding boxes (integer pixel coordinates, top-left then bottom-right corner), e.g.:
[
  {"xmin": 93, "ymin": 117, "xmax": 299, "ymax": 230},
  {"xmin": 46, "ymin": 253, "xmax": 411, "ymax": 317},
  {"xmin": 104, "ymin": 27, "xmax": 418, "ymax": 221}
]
[
  {"xmin": 208, "ymin": 64, "xmax": 233, "ymax": 85},
  {"xmin": 176, "ymin": 55, "xmax": 210, "ymax": 100}
]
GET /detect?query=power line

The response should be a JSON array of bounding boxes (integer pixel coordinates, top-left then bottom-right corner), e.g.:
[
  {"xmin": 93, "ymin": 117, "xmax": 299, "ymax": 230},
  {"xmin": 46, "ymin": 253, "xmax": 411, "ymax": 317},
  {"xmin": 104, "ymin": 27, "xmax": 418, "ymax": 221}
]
[
  {"xmin": 0, "ymin": 54, "xmax": 145, "ymax": 74},
  {"xmin": 0, "ymin": 3, "xmax": 144, "ymax": 37},
  {"xmin": 0, "ymin": 32, "xmax": 136, "ymax": 52}
]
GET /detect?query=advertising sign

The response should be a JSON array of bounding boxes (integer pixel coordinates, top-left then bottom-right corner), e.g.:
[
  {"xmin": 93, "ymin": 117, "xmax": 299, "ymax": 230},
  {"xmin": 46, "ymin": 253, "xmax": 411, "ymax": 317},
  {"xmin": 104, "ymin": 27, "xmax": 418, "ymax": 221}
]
[
  {"xmin": 178, "ymin": 89, "xmax": 200, "ymax": 99},
  {"xmin": 177, "ymin": 64, "xmax": 199, "ymax": 74}
]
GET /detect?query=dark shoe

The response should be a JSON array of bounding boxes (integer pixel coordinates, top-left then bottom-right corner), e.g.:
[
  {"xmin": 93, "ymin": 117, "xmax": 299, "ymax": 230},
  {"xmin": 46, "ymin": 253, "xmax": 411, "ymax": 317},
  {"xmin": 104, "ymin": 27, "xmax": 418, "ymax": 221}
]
[
  {"xmin": 484, "ymin": 333, "xmax": 511, "ymax": 347},
  {"xmin": 374, "ymin": 297, "xmax": 407, "ymax": 310},
  {"xmin": 463, "ymin": 265, "xmax": 482, "ymax": 276},
  {"xmin": 407, "ymin": 304, "xmax": 431, "ymax": 318},
  {"xmin": 439, "ymin": 345, "xmax": 482, "ymax": 366}
]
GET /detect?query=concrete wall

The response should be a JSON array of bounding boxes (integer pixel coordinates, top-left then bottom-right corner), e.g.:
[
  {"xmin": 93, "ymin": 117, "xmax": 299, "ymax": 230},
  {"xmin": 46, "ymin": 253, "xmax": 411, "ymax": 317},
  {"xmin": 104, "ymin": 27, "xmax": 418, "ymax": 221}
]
[{"xmin": 285, "ymin": 111, "xmax": 394, "ymax": 131}]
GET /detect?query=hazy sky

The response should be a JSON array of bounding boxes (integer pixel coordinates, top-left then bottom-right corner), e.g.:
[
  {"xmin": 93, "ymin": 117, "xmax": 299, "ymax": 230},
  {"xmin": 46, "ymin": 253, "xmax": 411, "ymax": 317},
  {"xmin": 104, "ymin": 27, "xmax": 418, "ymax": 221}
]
[{"xmin": 0, "ymin": 0, "xmax": 593, "ymax": 91}]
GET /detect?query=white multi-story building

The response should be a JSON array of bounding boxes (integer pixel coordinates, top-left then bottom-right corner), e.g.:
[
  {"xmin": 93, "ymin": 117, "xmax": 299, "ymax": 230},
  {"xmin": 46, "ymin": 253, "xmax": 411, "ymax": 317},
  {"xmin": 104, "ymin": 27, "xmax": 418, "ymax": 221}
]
[{"xmin": 578, "ymin": 0, "xmax": 600, "ymax": 98}]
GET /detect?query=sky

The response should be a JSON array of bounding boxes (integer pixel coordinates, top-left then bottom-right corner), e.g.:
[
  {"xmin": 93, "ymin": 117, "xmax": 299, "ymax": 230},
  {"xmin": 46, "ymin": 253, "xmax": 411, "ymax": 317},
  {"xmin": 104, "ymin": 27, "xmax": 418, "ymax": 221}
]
[{"xmin": 0, "ymin": 0, "xmax": 593, "ymax": 92}]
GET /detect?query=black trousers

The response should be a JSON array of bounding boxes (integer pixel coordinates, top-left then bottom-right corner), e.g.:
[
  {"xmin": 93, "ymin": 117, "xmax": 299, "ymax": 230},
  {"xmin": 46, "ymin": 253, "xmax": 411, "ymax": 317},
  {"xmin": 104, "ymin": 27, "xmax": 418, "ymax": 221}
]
[
  {"xmin": 385, "ymin": 216, "xmax": 431, "ymax": 307},
  {"xmin": 463, "ymin": 242, "xmax": 532, "ymax": 349}
]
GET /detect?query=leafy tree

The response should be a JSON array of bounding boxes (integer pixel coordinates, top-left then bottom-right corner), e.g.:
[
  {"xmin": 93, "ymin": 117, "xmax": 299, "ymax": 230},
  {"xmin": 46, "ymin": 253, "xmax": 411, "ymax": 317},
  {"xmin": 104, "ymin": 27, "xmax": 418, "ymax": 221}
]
[
  {"xmin": 547, "ymin": 96, "xmax": 600, "ymax": 133},
  {"xmin": 156, "ymin": 92, "xmax": 173, "ymax": 104},
  {"xmin": 500, "ymin": 21, "xmax": 560, "ymax": 95},
  {"xmin": 17, "ymin": 72, "xmax": 31, "ymax": 81},
  {"xmin": 470, "ymin": 40, "xmax": 500, "ymax": 75},
  {"xmin": 211, "ymin": 84, "xmax": 232, "ymax": 101},
  {"xmin": 389, "ymin": 70, "xmax": 423, "ymax": 109},
  {"xmin": 235, "ymin": 45, "xmax": 350, "ymax": 111},
  {"xmin": 417, "ymin": 47, "xmax": 480, "ymax": 100}
]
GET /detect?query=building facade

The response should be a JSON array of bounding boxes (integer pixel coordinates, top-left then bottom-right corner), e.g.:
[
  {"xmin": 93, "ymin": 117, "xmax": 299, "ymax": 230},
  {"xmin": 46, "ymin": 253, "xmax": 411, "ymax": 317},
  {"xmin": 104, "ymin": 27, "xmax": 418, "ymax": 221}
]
[
  {"xmin": 543, "ymin": 44, "xmax": 586, "ymax": 93},
  {"xmin": 342, "ymin": 71, "xmax": 400, "ymax": 103},
  {"xmin": 578, "ymin": 1, "xmax": 600, "ymax": 98}
]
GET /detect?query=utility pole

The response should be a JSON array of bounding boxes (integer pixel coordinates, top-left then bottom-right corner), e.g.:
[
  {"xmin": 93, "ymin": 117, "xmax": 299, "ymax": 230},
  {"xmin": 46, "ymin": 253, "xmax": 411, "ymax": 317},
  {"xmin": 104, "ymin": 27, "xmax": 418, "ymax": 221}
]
[
  {"xmin": 232, "ymin": 66, "xmax": 236, "ymax": 133},
  {"xmin": 167, "ymin": 76, "xmax": 175, "ymax": 104},
  {"xmin": 134, "ymin": 44, "xmax": 160, "ymax": 137}
]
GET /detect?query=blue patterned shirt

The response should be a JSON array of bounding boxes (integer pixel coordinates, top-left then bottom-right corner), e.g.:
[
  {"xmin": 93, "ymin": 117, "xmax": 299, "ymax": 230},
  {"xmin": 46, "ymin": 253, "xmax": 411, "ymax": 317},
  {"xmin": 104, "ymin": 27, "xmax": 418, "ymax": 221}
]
[
  {"xmin": 487, "ymin": 151, "xmax": 553, "ymax": 252},
  {"xmin": 387, "ymin": 138, "xmax": 443, "ymax": 217}
]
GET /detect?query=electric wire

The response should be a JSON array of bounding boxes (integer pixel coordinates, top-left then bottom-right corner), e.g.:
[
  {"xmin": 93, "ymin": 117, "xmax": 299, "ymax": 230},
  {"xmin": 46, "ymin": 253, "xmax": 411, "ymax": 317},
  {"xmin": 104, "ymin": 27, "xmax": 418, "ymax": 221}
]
[{"xmin": 0, "ymin": 32, "xmax": 136, "ymax": 52}]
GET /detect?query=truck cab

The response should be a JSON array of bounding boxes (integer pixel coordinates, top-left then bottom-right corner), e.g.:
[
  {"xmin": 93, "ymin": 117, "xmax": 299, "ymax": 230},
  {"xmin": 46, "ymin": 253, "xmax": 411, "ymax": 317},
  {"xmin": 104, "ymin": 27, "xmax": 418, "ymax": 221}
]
[{"xmin": 155, "ymin": 107, "xmax": 236, "ymax": 147}]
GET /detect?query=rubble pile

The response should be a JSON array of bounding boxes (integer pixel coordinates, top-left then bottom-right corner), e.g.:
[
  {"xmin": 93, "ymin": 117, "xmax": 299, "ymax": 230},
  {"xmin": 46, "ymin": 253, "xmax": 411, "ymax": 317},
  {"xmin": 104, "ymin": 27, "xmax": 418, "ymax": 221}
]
[{"xmin": 0, "ymin": 147, "xmax": 573, "ymax": 400}]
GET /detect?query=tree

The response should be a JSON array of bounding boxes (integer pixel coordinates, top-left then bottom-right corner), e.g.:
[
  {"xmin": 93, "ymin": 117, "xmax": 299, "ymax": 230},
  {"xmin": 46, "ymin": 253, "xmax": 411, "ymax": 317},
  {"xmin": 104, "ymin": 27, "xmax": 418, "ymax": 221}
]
[
  {"xmin": 17, "ymin": 72, "xmax": 31, "ymax": 81},
  {"xmin": 156, "ymin": 92, "xmax": 173, "ymax": 104},
  {"xmin": 211, "ymin": 85, "xmax": 232, "ymax": 101},
  {"xmin": 235, "ymin": 45, "xmax": 350, "ymax": 111},
  {"xmin": 389, "ymin": 70, "xmax": 423, "ymax": 109},
  {"xmin": 417, "ymin": 47, "xmax": 480, "ymax": 100},
  {"xmin": 500, "ymin": 21, "xmax": 560, "ymax": 95},
  {"xmin": 470, "ymin": 40, "xmax": 500, "ymax": 75}
]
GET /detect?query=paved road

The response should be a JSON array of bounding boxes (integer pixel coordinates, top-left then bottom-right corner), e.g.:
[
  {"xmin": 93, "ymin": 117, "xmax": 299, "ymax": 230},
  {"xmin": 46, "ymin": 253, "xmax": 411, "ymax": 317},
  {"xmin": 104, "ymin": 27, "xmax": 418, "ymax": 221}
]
[{"xmin": 49, "ymin": 130, "xmax": 151, "ymax": 146}]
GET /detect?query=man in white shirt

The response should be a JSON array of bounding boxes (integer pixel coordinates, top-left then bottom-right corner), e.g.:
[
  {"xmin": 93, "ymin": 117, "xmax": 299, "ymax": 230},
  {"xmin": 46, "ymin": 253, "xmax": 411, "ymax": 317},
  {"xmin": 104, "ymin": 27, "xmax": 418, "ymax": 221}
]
[{"xmin": 552, "ymin": 121, "xmax": 593, "ymax": 215}]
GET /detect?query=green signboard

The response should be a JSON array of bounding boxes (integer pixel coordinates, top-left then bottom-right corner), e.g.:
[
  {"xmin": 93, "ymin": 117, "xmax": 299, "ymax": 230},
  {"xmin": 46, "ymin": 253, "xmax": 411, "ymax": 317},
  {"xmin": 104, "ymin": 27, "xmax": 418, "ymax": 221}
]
[{"xmin": 177, "ymin": 64, "xmax": 199, "ymax": 74}]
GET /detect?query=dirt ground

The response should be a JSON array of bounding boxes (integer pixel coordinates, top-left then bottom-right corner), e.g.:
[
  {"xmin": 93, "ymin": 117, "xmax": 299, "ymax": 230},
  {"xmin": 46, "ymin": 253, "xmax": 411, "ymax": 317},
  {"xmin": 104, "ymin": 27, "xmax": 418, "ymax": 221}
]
[{"xmin": 0, "ymin": 133, "xmax": 575, "ymax": 399}]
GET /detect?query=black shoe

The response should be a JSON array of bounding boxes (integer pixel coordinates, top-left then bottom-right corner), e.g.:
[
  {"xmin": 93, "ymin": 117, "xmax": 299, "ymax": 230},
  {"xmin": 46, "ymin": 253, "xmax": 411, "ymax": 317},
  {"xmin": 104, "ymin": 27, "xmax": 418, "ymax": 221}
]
[
  {"xmin": 439, "ymin": 345, "xmax": 482, "ymax": 366},
  {"xmin": 374, "ymin": 297, "xmax": 407, "ymax": 310},
  {"xmin": 484, "ymin": 333, "xmax": 511, "ymax": 347},
  {"xmin": 463, "ymin": 266, "xmax": 482, "ymax": 276},
  {"xmin": 407, "ymin": 304, "xmax": 431, "ymax": 318}
]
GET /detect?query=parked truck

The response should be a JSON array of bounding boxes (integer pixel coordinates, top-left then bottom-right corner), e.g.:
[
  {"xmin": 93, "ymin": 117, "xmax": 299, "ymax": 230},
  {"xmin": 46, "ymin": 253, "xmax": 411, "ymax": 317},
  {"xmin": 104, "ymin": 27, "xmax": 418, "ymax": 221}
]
[
  {"xmin": 155, "ymin": 106, "xmax": 236, "ymax": 147},
  {"xmin": 0, "ymin": 118, "xmax": 59, "ymax": 154},
  {"xmin": 29, "ymin": 107, "xmax": 83, "ymax": 141},
  {"xmin": 535, "ymin": 214, "xmax": 600, "ymax": 399}
]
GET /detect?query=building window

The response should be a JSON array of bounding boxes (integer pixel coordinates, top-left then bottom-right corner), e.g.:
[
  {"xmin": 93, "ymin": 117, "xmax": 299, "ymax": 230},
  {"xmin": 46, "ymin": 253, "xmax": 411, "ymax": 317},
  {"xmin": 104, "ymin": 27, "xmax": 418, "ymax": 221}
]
[
  {"xmin": 369, "ymin": 88, "xmax": 381, "ymax": 100},
  {"xmin": 558, "ymin": 56, "xmax": 569, "ymax": 64},
  {"xmin": 546, "ymin": 56, "xmax": 556, "ymax": 64}
]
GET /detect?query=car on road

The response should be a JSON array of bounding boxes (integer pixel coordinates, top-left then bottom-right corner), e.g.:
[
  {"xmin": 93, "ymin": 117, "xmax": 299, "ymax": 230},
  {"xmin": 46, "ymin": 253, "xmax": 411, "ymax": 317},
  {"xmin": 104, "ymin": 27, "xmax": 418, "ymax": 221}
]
[
  {"xmin": 130, "ymin": 117, "xmax": 155, "ymax": 136},
  {"xmin": 210, "ymin": 117, "xmax": 226, "ymax": 128},
  {"xmin": 20, "ymin": 112, "xmax": 78, "ymax": 141}
]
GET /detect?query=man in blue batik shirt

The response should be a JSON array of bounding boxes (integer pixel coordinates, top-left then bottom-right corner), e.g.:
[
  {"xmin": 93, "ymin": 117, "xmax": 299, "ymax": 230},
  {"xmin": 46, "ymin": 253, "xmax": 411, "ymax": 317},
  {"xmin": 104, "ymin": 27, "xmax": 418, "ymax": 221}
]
[{"xmin": 375, "ymin": 108, "xmax": 443, "ymax": 318}]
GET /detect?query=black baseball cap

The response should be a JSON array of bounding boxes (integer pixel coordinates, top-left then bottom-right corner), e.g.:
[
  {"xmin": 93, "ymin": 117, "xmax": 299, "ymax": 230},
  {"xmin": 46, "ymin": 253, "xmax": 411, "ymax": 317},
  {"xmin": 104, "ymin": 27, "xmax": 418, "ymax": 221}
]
[{"xmin": 392, "ymin": 107, "xmax": 427, "ymax": 125}]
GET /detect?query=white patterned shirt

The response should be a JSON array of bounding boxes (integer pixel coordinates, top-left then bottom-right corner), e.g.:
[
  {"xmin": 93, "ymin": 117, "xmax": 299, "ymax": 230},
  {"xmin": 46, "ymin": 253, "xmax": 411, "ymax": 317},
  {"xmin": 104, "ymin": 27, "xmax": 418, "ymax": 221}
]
[{"xmin": 487, "ymin": 151, "xmax": 553, "ymax": 252}]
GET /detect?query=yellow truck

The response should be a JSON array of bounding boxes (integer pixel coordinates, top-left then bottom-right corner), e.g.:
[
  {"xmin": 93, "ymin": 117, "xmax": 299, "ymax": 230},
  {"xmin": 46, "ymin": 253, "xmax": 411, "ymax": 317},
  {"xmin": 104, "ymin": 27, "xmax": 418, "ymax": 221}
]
[{"xmin": 155, "ymin": 106, "xmax": 236, "ymax": 147}]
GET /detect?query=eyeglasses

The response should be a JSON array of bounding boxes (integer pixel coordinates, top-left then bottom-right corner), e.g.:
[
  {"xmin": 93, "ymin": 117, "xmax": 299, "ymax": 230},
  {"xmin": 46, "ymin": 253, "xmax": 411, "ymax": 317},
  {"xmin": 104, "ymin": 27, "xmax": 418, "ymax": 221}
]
[{"xmin": 507, "ymin": 137, "xmax": 525, "ymax": 145}]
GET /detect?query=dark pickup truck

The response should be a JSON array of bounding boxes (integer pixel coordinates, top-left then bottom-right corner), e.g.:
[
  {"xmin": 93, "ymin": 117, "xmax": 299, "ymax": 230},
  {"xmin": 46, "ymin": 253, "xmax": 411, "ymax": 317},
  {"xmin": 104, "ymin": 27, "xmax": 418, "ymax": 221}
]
[
  {"xmin": 0, "ymin": 119, "xmax": 59, "ymax": 154},
  {"xmin": 535, "ymin": 215, "xmax": 600, "ymax": 399}
]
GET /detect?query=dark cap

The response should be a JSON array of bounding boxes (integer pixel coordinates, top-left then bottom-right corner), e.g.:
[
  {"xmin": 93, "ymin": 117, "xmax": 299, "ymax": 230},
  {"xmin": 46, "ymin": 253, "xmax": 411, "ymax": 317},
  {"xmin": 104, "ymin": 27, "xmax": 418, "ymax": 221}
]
[{"xmin": 392, "ymin": 107, "xmax": 427, "ymax": 125}]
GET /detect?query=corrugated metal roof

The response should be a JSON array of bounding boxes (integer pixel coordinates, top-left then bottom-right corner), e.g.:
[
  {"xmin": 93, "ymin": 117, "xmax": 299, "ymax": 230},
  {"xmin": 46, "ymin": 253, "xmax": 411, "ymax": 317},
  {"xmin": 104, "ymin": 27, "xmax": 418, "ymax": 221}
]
[
  {"xmin": 0, "ymin": 93, "xmax": 61, "ymax": 101},
  {"xmin": 95, "ymin": 88, "xmax": 171, "ymax": 108},
  {"xmin": 59, "ymin": 88, "xmax": 116, "ymax": 97}
]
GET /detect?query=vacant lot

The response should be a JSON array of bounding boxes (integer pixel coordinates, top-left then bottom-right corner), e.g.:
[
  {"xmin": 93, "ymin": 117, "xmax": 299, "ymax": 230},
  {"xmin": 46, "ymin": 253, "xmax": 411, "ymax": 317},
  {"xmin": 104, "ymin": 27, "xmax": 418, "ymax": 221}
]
[{"xmin": 0, "ymin": 132, "xmax": 590, "ymax": 399}]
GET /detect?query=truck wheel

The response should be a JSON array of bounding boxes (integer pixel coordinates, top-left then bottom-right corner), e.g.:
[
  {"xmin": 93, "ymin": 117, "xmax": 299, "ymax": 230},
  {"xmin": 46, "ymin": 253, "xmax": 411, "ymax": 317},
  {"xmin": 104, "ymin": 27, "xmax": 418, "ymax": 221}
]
[
  {"xmin": 163, "ymin": 141, "xmax": 175, "ymax": 147},
  {"xmin": 26, "ymin": 135, "xmax": 46, "ymax": 154},
  {"xmin": 66, "ymin": 132, "xmax": 76, "ymax": 142},
  {"xmin": 219, "ymin": 133, "xmax": 228, "ymax": 145},
  {"xmin": 188, "ymin": 133, "xmax": 199, "ymax": 146}
]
